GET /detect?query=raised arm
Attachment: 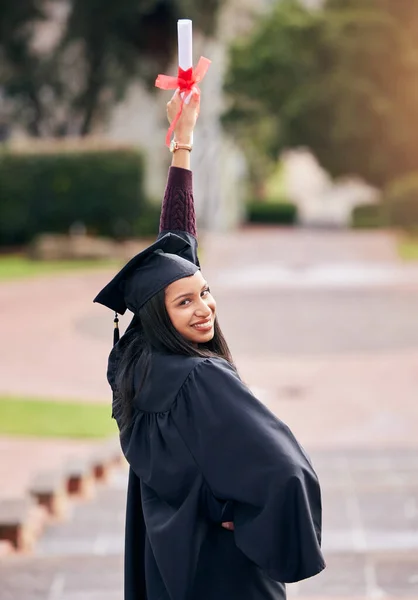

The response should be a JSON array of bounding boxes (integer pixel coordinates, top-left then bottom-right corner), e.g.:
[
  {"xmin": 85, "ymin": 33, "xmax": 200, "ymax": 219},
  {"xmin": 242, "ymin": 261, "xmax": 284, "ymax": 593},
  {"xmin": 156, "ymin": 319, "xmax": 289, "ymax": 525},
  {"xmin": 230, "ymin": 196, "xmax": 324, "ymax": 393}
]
[
  {"xmin": 159, "ymin": 167, "xmax": 196, "ymax": 237},
  {"xmin": 159, "ymin": 89, "xmax": 200, "ymax": 238}
]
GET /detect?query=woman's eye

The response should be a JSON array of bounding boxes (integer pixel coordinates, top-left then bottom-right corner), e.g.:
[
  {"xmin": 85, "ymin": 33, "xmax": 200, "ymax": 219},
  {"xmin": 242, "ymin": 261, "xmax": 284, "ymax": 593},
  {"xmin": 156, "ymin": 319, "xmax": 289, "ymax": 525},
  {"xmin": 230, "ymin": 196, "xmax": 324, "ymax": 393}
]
[{"xmin": 179, "ymin": 288, "xmax": 210, "ymax": 306}]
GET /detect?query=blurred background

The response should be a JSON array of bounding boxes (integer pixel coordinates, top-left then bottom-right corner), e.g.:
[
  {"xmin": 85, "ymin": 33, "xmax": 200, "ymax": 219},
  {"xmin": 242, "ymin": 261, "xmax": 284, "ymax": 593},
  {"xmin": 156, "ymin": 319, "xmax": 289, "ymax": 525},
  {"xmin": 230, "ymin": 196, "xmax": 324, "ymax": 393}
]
[{"xmin": 1, "ymin": 0, "xmax": 418, "ymax": 598}]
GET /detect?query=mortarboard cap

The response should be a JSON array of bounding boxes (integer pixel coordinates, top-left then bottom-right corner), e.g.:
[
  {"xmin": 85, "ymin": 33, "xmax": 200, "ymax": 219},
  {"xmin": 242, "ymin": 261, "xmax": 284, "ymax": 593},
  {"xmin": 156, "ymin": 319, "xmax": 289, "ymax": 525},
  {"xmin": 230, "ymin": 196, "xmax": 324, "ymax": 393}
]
[{"xmin": 93, "ymin": 232, "xmax": 200, "ymax": 343}]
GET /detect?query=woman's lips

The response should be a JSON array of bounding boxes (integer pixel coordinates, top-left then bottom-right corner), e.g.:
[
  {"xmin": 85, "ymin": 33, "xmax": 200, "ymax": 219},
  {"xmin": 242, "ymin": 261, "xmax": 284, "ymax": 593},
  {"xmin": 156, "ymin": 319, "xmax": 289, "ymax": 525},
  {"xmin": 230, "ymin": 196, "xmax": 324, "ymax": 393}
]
[{"xmin": 192, "ymin": 319, "xmax": 213, "ymax": 331}]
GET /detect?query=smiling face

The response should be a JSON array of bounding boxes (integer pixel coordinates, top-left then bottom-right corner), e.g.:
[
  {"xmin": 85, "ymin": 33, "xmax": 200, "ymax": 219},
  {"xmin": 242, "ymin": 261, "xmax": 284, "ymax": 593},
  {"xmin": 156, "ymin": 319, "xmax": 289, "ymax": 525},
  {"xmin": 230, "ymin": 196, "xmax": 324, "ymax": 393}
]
[{"xmin": 165, "ymin": 271, "xmax": 216, "ymax": 344}]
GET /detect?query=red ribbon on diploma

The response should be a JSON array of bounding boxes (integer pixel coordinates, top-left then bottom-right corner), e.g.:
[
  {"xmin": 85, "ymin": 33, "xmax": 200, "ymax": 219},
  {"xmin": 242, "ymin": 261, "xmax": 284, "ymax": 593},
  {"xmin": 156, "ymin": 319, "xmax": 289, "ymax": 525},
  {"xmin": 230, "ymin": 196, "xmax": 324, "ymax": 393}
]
[{"xmin": 155, "ymin": 56, "xmax": 211, "ymax": 147}]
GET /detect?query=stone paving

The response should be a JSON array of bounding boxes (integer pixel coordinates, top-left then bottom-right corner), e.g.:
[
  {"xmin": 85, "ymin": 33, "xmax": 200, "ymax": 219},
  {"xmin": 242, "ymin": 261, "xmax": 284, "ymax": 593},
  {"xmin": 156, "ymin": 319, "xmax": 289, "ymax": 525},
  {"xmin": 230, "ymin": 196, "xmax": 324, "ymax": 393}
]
[{"xmin": 1, "ymin": 229, "xmax": 418, "ymax": 599}]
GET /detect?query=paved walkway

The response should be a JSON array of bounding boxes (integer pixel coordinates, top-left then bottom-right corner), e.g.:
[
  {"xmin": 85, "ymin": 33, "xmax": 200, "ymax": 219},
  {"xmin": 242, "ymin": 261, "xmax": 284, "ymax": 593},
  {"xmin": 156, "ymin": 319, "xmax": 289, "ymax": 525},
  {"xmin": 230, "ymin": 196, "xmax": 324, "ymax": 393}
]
[
  {"xmin": 1, "ymin": 228, "xmax": 418, "ymax": 598},
  {"xmin": 1, "ymin": 449, "xmax": 418, "ymax": 599}
]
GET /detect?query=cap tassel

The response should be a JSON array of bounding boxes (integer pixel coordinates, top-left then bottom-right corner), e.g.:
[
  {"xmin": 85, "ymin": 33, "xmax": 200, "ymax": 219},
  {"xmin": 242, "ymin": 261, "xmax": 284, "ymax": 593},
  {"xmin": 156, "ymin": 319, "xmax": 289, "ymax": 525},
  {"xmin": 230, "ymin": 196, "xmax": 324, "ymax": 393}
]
[{"xmin": 113, "ymin": 312, "xmax": 120, "ymax": 346}]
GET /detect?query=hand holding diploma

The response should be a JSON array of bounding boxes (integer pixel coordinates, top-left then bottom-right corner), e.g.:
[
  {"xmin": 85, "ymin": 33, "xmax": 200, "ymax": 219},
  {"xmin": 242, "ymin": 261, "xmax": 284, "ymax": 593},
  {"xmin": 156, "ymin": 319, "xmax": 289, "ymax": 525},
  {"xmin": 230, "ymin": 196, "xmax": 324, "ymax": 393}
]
[
  {"xmin": 155, "ymin": 18, "xmax": 211, "ymax": 147},
  {"xmin": 166, "ymin": 89, "xmax": 199, "ymax": 169},
  {"xmin": 166, "ymin": 88, "xmax": 200, "ymax": 144}
]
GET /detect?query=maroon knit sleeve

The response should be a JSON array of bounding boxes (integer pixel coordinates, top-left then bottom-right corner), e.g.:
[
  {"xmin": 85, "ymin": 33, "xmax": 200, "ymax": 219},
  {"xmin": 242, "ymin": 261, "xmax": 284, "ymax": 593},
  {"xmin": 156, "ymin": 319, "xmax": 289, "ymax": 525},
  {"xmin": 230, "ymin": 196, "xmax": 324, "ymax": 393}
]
[{"xmin": 159, "ymin": 167, "xmax": 197, "ymax": 237}]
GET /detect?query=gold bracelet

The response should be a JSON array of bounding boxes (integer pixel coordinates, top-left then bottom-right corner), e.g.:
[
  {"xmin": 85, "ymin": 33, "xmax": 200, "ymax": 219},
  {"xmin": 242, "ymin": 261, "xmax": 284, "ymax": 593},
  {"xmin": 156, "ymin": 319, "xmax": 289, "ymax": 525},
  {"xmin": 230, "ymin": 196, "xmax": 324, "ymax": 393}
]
[{"xmin": 169, "ymin": 139, "xmax": 193, "ymax": 153}]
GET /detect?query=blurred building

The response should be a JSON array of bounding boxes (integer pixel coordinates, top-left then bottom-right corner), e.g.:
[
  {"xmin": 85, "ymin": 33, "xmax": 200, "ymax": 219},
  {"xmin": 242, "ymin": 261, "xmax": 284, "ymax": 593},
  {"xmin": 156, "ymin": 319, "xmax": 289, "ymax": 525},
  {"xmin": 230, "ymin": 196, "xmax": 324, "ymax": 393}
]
[{"xmin": 282, "ymin": 149, "xmax": 380, "ymax": 228}]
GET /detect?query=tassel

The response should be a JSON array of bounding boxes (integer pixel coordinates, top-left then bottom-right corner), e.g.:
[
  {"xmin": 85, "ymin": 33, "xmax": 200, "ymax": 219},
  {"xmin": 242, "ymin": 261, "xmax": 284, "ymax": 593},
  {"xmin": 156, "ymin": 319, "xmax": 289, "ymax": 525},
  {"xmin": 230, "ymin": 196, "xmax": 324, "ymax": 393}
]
[{"xmin": 113, "ymin": 312, "xmax": 120, "ymax": 346}]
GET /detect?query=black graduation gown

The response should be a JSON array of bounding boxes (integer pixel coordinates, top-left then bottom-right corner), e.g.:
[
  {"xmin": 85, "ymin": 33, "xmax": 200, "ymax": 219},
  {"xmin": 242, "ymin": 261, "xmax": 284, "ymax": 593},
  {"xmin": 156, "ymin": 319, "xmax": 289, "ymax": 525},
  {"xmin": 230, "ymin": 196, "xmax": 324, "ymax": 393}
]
[{"xmin": 119, "ymin": 352, "xmax": 325, "ymax": 600}]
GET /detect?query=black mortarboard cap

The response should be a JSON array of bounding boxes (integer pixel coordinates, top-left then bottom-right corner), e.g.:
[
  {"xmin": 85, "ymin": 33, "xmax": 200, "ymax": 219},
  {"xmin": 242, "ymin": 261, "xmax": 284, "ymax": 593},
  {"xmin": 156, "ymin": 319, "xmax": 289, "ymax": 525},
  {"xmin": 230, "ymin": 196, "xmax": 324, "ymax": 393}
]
[{"xmin": 93, "ymin": 232, "xmax": 200, "ymax": 340}]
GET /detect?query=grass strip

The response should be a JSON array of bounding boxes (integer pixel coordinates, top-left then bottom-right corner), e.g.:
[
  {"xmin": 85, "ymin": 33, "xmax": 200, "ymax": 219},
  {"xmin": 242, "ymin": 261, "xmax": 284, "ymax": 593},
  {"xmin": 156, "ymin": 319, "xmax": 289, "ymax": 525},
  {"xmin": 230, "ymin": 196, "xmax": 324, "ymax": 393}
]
[
  {"xmin": 0, "ymin": 396, "xmax": 116, "ymax": 439},
  {"xmin": 0, "ymin": 255, "xmax": 121, "ymax": 281},
  {"xmin": 397, "ymin": 236, "xmax": 418, "ymax": 261}
]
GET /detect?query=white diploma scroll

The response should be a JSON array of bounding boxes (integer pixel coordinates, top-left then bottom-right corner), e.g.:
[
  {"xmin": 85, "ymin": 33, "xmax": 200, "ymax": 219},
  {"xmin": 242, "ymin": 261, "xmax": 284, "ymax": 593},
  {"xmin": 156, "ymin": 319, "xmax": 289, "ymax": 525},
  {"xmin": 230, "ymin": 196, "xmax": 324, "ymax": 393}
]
[
  {"xmin": 178, "ymin": 19, "xmax": 193, "ymax": 73},
  {"xmin": 178, "ymin": 19, "xmax": 193, "ymax": 109}
]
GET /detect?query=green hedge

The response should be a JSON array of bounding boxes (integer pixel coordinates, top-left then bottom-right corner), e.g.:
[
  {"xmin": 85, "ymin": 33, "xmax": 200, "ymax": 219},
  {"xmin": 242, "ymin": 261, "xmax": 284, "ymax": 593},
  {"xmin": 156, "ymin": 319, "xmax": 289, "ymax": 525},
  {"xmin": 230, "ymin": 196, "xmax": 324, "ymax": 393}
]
[
  {"xmin": 383, "ymin": 173, "xmax": 418, "ymax": 231},
  {"xmin": 134, "ymin": 203, "xmax": 161, "ymax": 237},
  {"xmin": 351, "ymin": 203, "xmax": 384, "ymax": 229},
  {"xmin": 0, "ymin": 148, "xmax": 147, "ymax": 247},
  {"xmin": 247, "ymin": 201, "xmax": 298, "ymax": 225}
]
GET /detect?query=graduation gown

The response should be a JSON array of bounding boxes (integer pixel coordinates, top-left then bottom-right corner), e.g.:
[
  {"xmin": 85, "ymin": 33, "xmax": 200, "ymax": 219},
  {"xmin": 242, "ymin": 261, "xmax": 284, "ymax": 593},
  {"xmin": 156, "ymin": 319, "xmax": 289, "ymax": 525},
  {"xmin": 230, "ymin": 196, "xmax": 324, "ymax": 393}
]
[
  {"xmin": 119, "ymin": 353, "xmax": 325, "ymax": 600},
  {"xmin": 106, "ymin": 168, "xmax": 324, "ymax": 599}
]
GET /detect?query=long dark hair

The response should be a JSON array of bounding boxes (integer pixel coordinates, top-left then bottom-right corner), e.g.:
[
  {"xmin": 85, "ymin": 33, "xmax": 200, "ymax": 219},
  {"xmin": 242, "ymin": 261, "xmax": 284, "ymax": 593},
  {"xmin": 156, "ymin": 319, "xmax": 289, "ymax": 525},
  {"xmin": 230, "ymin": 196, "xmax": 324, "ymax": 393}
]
[{"xmin": 111, "ymin": 287, "xmax": 234, "ymax": 432}]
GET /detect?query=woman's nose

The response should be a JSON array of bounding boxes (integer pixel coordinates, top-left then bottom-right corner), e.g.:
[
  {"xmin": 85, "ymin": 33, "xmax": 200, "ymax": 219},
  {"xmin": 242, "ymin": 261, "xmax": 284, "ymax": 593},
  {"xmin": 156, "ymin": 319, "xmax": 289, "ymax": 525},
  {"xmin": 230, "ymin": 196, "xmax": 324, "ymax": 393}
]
[{"xmin": 195, "ymin": 299, "xmax": 211, "ymax": 316}]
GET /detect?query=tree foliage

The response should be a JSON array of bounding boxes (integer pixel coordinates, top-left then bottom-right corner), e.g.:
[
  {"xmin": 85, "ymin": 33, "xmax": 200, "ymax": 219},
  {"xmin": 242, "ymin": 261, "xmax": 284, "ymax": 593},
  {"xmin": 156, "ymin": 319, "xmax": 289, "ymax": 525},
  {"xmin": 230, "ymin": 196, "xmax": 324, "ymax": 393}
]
[
  {"xmin": 0, "ymin": 0, "xmax": 221, "ymax": 137},
  {"xmin": 0, "ymin": 0, "xmax": 49, "ymax": 136},
  {"xmin": 224, "ymin": 0, "xmax": 418, "ymax": 187}
]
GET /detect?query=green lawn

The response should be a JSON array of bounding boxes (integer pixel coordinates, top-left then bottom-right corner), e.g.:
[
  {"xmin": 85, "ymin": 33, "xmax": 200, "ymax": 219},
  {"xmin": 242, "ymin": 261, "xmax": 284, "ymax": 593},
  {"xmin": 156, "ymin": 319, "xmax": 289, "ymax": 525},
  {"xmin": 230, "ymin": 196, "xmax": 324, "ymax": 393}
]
[
  {"xmin": 0, "ymin": 396, "xmax": 117, "ymax": 439},
  {"xmin": 0, "ymin": 255, "xmax": 121, "ymax": 281},
  {"xmin": 397, "ymin": 236, "xmax": 418, "ymax": 261}
]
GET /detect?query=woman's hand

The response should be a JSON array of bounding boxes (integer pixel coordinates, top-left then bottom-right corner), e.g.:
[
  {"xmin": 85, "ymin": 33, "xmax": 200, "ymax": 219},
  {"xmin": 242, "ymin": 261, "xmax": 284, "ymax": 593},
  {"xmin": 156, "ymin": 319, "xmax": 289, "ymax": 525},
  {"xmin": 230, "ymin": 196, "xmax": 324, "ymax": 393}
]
[
  {"xmin": 166, "ymin": 88, "xmax": 200, "ymax": 144},
  {"xmin": 221, "ymin": 522, "xmax": 235, "ymax": 531}
]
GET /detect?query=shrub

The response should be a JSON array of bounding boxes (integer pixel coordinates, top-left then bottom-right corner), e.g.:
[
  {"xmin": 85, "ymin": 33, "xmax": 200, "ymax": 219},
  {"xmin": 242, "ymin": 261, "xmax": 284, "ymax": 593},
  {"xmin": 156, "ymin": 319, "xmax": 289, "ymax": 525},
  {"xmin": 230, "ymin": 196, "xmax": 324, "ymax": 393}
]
[
  {"xmin": 350, "ymin": 203, "xmax": 384, "ymax": 229},
  {"xmin": 134, "ymin": 203, "xmax": 161, "ymax": 237},
  {"xmin": 246, "ymin": 201, "xmax": 298, "ymax": 225},
  {"xmin": 383, "ymin": 173, "xmax": 418, "ymax": 231},
  {"xmin": 0, "ymin": 145, "xmax": 147, "ymax": 247}
]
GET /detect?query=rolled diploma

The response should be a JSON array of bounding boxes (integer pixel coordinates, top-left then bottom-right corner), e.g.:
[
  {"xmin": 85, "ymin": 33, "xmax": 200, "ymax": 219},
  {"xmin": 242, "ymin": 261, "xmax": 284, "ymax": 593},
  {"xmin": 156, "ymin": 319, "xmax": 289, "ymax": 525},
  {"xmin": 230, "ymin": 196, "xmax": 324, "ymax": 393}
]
[
  {"xmin": 177, "ymin": 19, "xmax": 193, "ymax": 144},
  {"xmin": 178, "ymin": 19, "xmax": 193, "ymax": 76},
  {"xmin": 177, "ymin": 19, "xmax": 194, "ymax": 144}
]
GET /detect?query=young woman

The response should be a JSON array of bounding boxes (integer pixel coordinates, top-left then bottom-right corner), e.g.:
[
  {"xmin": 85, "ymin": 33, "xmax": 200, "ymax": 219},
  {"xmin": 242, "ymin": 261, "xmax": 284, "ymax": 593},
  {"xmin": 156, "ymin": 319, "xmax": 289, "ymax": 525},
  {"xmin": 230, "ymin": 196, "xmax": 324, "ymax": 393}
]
[{"xmin": 94, "ymin": 90, "xmax": 325, "ymax": 600}]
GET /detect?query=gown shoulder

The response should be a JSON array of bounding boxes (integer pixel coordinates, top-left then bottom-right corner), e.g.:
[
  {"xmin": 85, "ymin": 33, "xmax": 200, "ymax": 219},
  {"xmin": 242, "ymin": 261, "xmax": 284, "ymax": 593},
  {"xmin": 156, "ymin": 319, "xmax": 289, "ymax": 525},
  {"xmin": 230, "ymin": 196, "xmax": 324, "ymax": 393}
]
[{"xmin": 131, "ymin": 351, "xmax": 207, "ymax": 414}]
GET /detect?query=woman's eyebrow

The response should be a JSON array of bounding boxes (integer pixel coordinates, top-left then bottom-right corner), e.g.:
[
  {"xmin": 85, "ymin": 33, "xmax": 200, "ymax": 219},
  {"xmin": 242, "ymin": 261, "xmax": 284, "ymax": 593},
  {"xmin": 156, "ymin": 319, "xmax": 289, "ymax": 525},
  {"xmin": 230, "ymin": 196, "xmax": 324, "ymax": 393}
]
[{"xmin": 173, "ymin": 282, "xmax": 208, "ymax": 303}]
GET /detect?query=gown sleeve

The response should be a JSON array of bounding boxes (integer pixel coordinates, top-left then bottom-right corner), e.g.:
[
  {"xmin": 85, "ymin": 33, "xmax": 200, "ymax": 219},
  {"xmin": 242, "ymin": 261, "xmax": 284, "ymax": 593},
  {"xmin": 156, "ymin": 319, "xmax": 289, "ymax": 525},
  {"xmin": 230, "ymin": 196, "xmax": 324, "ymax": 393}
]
[
  {"xmin": 157, "ymin": 166, "xmax": 199, "ymax": 267},
  {"xmin": 172, "ymin": 357, "xmax": 326, "ymax": 584}
]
